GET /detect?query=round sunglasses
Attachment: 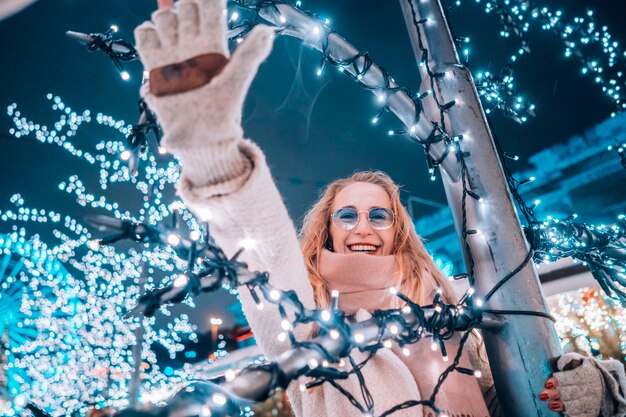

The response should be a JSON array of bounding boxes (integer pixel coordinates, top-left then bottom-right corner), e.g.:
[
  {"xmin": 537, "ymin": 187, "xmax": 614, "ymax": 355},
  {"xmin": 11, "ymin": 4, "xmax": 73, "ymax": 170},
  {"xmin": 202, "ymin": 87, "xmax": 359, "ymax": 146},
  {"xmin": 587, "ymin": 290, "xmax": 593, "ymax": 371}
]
[{"xmin": 331, "ymin": 207, "xmax": 395, "ymax": 231}]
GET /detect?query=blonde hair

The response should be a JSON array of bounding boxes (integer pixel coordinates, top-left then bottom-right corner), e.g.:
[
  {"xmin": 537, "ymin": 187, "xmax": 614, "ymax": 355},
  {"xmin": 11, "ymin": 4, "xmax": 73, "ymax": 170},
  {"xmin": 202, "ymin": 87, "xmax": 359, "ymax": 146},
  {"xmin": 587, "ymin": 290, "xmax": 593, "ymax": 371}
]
[{"xmin": 299, "ymin": 171, "xmax": 458, "ymax": 308}]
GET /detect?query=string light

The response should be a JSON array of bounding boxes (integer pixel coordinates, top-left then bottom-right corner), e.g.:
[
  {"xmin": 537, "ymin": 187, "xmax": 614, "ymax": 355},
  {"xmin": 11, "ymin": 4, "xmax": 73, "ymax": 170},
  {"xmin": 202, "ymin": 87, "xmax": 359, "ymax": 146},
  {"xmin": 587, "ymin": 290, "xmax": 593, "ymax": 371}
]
[
  {"xmin": 211, "ymin": 393, "xmax": 227, "ymax": 406},
  {"xmin": 167, "ymin": 233, "xmax": 181, "ymax": 246},
  {"xmin": 16, "ymin": 0, "xmax": 624, "ymax": 415},
  {"xmin": 460, "ymin": 0, "xmax": 626, "ymax": 115},
  {"xmin": 114, "ymin": 219, "xmax": 498, "ymax": 417},
  {"xmin": 173, "ymin": 274, "xmax": 189, "ymax": 288},
  {"xmin": 270, "ymin": 289, "xmax": 281, "ymax": 301},
  {"xmin": 531, "ymin": 216, "xmax": 626, "ymax": 301},
  {"xmin": 1, "ymin": 96, "xmax": 204, "ymax": 415},
  {"xmin": 320, "ymin": 309, "xmax": 332, "ymax": 321},
  {"xmin": 66, "ymin": 25, "xmax": 138, "ymax": 80}
]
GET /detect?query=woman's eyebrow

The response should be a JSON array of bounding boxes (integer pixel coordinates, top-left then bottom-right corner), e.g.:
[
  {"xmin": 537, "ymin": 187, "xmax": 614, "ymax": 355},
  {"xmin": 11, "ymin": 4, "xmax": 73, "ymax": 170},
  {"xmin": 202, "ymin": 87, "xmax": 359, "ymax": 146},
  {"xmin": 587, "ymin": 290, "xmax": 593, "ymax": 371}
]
[{"xmin": 338, "ymin": 205, "xmax": 392, "ymax": 210}]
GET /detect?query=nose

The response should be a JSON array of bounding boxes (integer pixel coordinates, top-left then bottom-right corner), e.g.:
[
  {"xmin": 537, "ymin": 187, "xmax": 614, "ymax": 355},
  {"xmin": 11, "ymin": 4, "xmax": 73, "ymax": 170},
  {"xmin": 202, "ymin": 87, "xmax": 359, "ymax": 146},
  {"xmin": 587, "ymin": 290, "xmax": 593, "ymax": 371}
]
[{"xmin": 353, "ymin": 212, "xmax": 374, "ymax": 235}]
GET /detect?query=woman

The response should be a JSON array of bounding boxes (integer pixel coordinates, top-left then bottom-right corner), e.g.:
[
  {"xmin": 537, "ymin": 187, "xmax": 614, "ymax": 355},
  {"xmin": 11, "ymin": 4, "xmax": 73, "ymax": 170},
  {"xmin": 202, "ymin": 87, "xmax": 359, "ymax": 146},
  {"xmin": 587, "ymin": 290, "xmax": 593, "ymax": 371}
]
[
  {"xmin": 133, "ymin": 1, "xmax": 626, "ymax": 416},
  {"xmin": 300, "ymin": 172, "xmax": 494, "ymax": 416}
]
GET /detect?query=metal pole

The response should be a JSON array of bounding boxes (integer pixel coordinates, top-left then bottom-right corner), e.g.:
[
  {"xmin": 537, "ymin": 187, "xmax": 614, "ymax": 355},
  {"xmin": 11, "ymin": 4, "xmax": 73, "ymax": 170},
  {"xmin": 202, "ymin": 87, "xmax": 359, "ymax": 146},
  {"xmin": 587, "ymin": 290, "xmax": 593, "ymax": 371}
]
[{"xmin": 397, "ymin": 1, "xmax": 562, "ymax": 416}]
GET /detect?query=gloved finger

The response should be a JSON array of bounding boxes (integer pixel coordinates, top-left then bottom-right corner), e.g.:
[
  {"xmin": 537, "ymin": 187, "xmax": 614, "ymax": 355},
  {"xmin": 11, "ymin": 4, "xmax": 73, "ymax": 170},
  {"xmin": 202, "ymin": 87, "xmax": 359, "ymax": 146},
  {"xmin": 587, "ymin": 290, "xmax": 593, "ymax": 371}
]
[
  {"xmin": 562, "ymin": 358, "xmax": 584, "ymax": 371},
  {"xmin": 198, "ymin": 0, "xmax": 228, "ymax": 55},
  {"xmin": 557, "ymin": 352, "xmax": 586, "ymax": 371},
  {"xmin": 539, "ymin": 387, "xmax": 561, "ymax": 401},
  {"xmin": 217, "ymin": 24, "xmax": 276, "ymax": 97},
  {"xmin": 562, "ymin": 397, "xmax": 594, "ymax": 416},
  {"xmin": 152, "ymin": 8, "xmax": 179, "ymax": 47},
  {"xmin": 554, "ymin": 359, "xmax": 596, "ymax": 389},
  {"xmin": 134, "ymin": 22, "xmax": 161, "ymax": 67},
  {"xmin": 178, "ymin": 0, "xmax": 200, "ymax": 42}
]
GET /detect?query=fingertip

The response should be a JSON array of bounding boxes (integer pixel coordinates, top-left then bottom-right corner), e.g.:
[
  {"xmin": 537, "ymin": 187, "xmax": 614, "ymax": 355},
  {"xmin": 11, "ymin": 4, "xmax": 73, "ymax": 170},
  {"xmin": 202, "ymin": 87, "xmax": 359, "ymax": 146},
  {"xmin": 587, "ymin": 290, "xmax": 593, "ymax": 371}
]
[
  {"xmin": 544, "ymin": 377, "xmax": 557, "ymax": 389},
  {"xmin": 239, "ymin": 25, "xmax": 277, "ymax": 57},
  {"xmin": 157, "ymin": 0, "xmax": 174, "ymax": 9},
  {"xmin": 549, "ymin": 401, "xmax": 564, "ymax": 412},
  {"xmin": 134, "ymin": 22, "xmax": 161, "ymax": 51}
]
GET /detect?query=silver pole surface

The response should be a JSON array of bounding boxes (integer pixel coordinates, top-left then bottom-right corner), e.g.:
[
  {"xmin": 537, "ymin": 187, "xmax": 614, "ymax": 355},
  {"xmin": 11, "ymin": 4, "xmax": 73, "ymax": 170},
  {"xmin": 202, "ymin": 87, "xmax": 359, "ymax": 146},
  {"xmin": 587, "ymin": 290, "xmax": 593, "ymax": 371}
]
[{"xmin": 397, "ymin": 0, "xmax": 562, "ymax": 416}]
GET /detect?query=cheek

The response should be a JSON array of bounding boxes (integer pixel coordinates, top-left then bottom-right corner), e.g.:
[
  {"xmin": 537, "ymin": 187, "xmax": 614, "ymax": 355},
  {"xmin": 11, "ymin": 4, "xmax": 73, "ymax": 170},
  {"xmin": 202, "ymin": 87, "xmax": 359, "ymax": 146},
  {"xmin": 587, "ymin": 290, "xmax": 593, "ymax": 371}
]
[
  {"xmin": 330, "ymin": 226, "xmax": 345, "ymax": 247},
  {"xmin": 328, "ymin": 226, "xmax": 339, "ymax": 250},
  {"xmin": 382, "ymin": 229, "xmax": 396, "ymax": 250}
]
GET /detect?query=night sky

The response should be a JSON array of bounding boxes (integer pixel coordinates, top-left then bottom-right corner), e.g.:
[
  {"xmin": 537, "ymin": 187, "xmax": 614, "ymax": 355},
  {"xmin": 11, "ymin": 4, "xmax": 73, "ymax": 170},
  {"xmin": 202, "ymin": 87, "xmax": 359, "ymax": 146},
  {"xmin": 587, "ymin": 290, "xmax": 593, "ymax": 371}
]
[{"xmin": 1, "ymin": 0, "xmax": 625, "ymax": 329}]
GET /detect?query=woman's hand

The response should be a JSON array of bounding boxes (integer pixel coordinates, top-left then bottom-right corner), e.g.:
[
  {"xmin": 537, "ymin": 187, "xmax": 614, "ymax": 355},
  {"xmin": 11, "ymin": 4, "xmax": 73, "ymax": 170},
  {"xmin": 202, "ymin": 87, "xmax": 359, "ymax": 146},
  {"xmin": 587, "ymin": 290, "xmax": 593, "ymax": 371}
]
[
  {"xmin": 539, "ymin": 353, "xmax": 604, "ymax": 417},
  {"xmin": 133, "ymin": 0, "xmax": 276, "ymax": 154}
]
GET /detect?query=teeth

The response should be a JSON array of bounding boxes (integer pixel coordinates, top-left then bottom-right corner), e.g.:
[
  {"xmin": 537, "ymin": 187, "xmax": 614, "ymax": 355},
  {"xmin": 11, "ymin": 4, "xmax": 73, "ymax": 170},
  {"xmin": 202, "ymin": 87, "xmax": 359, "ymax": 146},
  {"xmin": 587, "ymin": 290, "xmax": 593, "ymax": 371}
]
[{"xmin": 349, "ymin": 244, "xmax": 377, "ymax": 252}]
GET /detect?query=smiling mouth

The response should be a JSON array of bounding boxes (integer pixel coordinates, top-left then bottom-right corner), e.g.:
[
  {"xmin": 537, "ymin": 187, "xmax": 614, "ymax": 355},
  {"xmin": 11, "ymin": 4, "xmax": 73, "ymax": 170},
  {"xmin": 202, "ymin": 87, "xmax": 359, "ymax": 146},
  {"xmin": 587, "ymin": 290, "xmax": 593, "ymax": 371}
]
[{"xmin": 348, "ymin": 244, "xmax": 379, "ymax": 253}]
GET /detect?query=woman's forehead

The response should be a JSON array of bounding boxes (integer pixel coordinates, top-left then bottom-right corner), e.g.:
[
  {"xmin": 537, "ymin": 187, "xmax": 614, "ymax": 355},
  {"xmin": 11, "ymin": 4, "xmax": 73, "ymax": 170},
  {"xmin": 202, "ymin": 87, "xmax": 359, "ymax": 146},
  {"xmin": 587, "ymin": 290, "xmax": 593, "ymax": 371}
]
[{"xmin": 332, "ymin": 182, "xmax": 392, "ymax": 210}]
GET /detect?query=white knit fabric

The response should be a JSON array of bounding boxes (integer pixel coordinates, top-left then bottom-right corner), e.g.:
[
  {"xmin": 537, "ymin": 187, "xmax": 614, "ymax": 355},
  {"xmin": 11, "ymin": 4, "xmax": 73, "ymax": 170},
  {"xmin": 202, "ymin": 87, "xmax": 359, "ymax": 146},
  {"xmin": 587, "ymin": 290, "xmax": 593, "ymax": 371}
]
[
  {"xmin": 134, "ymin": 0, "xmax": 275, "ymax": 189},
  {"xmin": 554, "ymin": 352, "xmax": 626, "ymax": 417}
]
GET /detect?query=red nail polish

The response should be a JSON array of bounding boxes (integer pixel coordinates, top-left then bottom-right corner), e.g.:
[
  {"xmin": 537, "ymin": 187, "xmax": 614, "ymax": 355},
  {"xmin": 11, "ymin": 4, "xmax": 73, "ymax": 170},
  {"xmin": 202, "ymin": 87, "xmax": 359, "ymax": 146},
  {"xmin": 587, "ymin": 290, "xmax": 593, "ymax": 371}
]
[
  {"xmin": 539, "ymin": 393, "xmax": 549, "ymax": 401},
  {"xmin": 549, "ymin": 402, "xmax": 561, "ymax": 411},
  {"xmin": 545, "ymin": 381, "xmax": 555, "ymax": 389}
]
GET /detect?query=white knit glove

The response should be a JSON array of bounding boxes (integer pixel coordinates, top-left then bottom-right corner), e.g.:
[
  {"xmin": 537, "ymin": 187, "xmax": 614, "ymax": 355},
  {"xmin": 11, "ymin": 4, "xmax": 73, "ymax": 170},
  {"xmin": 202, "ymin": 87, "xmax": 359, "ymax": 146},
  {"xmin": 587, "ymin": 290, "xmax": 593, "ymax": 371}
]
[
  {"xmin": 134, "ymin": 0, "xmax": 275, "ymax": 187},
  {"xmin": 553, "ymin": 352, "xmax": 626, "ymax": 417}
]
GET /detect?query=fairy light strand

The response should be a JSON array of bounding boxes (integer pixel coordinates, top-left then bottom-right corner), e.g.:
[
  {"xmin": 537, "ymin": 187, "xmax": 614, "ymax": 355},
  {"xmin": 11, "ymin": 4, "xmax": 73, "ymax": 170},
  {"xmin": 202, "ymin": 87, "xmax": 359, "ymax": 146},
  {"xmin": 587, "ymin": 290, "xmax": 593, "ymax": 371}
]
[
  {"xmin": 460, "ymin": 0, "xmax": 626, "ymax": 117},
  {"xmin": 93, "ymin": 215, "xmax": 500, "ymax": 417},
  {"xmin": 66, "ymin": 26, "xmax": 138, "ymax": 81},
  {"xmin": 1, "ymin": 97, "xmax": 212, "ymax": 416},
  {"xmin": 11, "ymin": 1, "xmax": 624, "ymax": 415}
]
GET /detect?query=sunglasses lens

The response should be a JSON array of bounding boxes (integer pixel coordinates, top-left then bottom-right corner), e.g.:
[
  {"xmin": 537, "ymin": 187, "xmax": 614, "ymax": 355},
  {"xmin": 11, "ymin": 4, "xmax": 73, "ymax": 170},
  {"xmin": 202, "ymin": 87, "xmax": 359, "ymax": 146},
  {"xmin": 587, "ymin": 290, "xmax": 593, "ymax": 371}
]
[
  {"xmin": 368, "ymin": 207, "xmax": 394, "ymax": 229},
  {"xmin": 333, "ymin": 208, "xmax": 359, "ymax": 229},
  {"xmin": 333, "ymin": 207, "xmax": 394, "ymax": 230}
]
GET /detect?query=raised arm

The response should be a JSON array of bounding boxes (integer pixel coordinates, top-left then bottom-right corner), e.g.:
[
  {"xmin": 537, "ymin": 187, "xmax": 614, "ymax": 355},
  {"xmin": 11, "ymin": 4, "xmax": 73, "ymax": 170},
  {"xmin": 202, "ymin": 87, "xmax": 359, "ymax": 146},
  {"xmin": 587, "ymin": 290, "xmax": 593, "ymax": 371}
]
[{"xmin": 134, "ymin": 0, "xmax": 316, "ymax": 358}]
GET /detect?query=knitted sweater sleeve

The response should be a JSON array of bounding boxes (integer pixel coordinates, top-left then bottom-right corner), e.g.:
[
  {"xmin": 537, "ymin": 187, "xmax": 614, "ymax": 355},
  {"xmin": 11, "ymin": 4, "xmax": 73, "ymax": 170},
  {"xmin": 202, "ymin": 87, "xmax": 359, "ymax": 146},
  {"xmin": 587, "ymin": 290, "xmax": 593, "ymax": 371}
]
[
  {"xmin": 134, "ymin": 2, "xmax": 317, "ymax": 413},
  {"xmin": 177, "ymin": 140, "xmax": 317, "ymax": 360}
]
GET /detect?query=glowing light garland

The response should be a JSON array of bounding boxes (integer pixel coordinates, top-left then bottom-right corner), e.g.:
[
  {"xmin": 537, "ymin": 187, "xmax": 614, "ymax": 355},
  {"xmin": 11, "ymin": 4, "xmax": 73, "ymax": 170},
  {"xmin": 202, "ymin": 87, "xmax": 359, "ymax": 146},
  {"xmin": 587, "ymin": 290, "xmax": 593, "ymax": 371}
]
[
  {"xmin": 529, "ymin": 216, "xmax": 626, "ymax": 301},
  {"xmin": 473, "ymin": 69, "xmax": 535, "ymax": 123},
  {"xmin": 92, "ymin": 215, "xmax": 507, "ymax": 417},
  {"xmin": 5, "ymin": 0, "xmax": 623, "ymax": 415},
  {"xmin": 551, "ymin": 287, "xmax": 626, "ymax": 363},
  {"xmin": 66, "ymin": 26, "xmax": 138, "ymax": 81},
  {"xmin": 461, "ymin": 0, "xmax": 626, "ymax": 117},
  {"xmin": 608, "ymin": 141, "xmax": 626, "ymax": 169},
  {"xmin": 229, "ymin": 0, "xmax": 534, "ymax": 124},
  {"xmin": 1, "ymin": 97, "xmax": 205, "ymax": 416},
  {"xmin": 85, "ymin": 4, "xmax": 537, "ymax": 412}
]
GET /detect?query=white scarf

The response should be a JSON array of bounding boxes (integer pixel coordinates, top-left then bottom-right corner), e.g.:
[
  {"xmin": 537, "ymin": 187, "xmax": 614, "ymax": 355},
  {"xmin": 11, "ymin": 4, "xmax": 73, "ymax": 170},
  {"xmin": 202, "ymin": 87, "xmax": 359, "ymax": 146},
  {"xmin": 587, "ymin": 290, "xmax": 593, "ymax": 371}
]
[
  {"xmin": 318, "ymin": 249, "xmax": 491, "ymax": 417},
  {"xmin": 319, "ymin": 249, "xmax": 401, "ymax": 315}
]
